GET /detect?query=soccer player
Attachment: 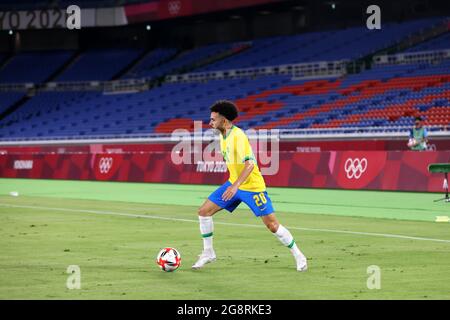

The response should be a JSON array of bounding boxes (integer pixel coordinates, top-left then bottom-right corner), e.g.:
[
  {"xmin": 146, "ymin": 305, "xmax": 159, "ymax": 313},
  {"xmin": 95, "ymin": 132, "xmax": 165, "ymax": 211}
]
[{"xmin": 192, "ymin": 100, "xmax": 308, "ymax": 271}]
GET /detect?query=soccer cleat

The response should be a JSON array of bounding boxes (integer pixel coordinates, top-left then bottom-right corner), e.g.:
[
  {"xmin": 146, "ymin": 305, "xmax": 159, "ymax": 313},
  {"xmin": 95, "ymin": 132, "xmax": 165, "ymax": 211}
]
[
  {"xmin": 296, "ymin": 257, "xmax": 308, "ymax": 272},
  {"xmin": 192, "ymin": 251, "xmax": 216, "ymax": 269}
]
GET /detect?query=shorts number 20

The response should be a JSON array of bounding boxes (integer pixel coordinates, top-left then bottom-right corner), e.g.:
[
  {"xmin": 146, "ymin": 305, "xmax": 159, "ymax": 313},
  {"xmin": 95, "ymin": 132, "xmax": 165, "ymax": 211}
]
[{"xmin": 253, "ymin": 193, "xmax": 267, "ymax": 207}]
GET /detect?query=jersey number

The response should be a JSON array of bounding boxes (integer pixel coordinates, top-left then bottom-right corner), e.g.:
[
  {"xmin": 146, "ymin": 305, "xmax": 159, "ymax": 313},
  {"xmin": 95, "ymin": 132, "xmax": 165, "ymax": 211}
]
[{"xmin": 253, "ymin": 193, "xmax": 267, "ymax": 207}]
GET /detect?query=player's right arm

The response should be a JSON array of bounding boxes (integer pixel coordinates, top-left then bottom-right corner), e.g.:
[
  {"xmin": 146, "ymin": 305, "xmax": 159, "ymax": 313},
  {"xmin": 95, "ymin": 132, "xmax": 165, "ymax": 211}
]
[{"xmin": 221, "ymin": 160, "xmax": 254, "ymax": 201}]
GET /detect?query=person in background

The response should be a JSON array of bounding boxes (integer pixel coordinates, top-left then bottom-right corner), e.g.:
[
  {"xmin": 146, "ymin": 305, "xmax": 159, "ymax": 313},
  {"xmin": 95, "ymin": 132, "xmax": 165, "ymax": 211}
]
[{"xmin": 407, "ymin": 116, "xmax": 428, "ymax": 151}]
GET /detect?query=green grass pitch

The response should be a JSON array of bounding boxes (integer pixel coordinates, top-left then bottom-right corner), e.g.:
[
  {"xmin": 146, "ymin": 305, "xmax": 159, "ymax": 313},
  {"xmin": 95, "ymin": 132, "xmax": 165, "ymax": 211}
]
[{"xmin": 0, "ymin": 178, "xmax": 449, "ymax": 299}]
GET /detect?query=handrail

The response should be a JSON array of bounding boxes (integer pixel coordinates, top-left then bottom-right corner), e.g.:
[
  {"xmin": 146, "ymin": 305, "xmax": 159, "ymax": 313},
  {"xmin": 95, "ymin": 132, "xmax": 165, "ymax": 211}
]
[
  {"xmin": 373, "ymin": 49, "xmax": 450, "ymax": 65},
  {"xmin": 165, "ymin": 60, "xmax": 349, "ymax": 83}
]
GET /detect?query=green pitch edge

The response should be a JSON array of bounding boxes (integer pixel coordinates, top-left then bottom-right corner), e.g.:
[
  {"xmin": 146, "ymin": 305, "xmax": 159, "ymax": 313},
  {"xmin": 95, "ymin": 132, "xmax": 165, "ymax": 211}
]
[{"xmin": 0, "ymin": 178, "xmax": 448, "ymax": 222}]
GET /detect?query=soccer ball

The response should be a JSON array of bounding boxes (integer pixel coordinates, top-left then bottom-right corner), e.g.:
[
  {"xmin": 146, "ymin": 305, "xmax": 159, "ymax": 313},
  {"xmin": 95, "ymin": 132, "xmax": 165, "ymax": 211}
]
[
  {"xmin": 156, "ymin": 247, "xmax": 181, "ymax": 272},
  {"xmin": 407, "ymin": 138, "xmax": 417, "ymax": 148}
]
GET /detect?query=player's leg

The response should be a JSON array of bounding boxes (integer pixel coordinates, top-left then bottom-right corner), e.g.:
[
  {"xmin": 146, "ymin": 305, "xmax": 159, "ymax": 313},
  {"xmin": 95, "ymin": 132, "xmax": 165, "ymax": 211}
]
[
  {"xmin": 193, "ymin": 182, "xmax": 241, "ymax": 269},
  {"xmin": 242, "ymin": 190, "xmax": 308, "ymax": 271},
  {"xmin": 260, "ymin": 213, "xmax": 308, "ymax": 271},
  {"xmin": 198, "ymin": 199, "xmax": 221, "ymax": 250},
  {"xmin": 198, "ymin": 198, "xmax": 222, "ymax": 216},
  {"xmin": 192, "ymin": 199, "xmax": 221, "ymax": 269}
]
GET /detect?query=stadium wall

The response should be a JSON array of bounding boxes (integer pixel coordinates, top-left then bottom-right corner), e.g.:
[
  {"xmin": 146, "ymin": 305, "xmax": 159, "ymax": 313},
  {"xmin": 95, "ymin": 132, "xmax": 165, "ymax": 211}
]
[{"xmin": 1, "ymin": 143, "xmax": 449, "ymax": 192}]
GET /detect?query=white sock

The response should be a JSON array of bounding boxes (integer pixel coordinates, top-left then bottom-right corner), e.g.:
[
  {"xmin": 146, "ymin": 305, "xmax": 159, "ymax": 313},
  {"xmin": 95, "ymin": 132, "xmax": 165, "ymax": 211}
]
[
  {"xmin": 199, "ymin": 216, "xmax": 214, "ymax": 253},
  {"xmin": 274, "ymin": 225, "xmax": 305, "ymax": 260}
]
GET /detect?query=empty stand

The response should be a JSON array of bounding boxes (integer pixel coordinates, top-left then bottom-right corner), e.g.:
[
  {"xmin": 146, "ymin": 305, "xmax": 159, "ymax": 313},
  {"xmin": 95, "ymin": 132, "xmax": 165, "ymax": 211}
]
[
  {"xmin": 405, "ymin": 32, "xmax": 450, "ymax": 52},
  {"xmin": 197, "ymin": 18, "xmax": 443, "ymax": 72},
  {"xmin": 56, "ymin": 48, "xmax": 143, "ymax": 81},
  {"xmin": 0, "ymin": 51, "xmax": 74, "ymax": 84},
  {"xmin": 0, "ymin": 18, "xmax": 448, "ymax": 139}
]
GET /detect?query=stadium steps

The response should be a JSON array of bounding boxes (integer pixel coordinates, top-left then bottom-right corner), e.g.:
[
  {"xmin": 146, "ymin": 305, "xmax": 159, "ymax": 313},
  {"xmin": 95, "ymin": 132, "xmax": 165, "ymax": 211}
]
[
  {"xmin": 0, "ymin": 94, "xmax": 32, "ymax": 123},
  {"xmin": 185, "ymin": 42, "xmax": 253, "ymax": 74},
  {"xmin": 396, "ymin": 20, "xmax": 450, "ymax": 53},
  {"xmin": 111, "ymin": 47, "xmax": 155, "ymax": 80},
  {"xmin": 41, "ymin": 51, "xmax": 81, "ymax": 83},
  {"xmin": 134, "ymin": 43, "xmax": 253, "ymax": 87},
  {"xmin": 144, "ymin": 48, "xmax": 185, "ymax": 83},
  {"xmin": 162, "ymin": 43, "xmax": 253, "ymax": 77},
  {"xmin": 404, "ymin": 31, "xmax": 450, "ymax": 52},
  {"xmin": 0, "ymin": 53, "xmax": 14, "ymax": 73}
]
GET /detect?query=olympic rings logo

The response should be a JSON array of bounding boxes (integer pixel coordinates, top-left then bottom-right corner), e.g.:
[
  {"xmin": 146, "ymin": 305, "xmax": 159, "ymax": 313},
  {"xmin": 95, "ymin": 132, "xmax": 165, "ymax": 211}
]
[
  {"xmin": 344, "ymin": 158, "xmax": 367, "ymax": 179},
  {"xmin": 99, "ymin": 157, "xmax": 113, "ymax": 174}
]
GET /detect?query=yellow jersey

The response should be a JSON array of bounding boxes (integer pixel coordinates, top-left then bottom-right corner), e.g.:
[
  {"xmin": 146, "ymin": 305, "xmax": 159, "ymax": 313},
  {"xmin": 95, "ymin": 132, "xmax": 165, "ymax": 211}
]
[{"xmin": 219, "ymin": 125, "xmax": 266, "ymax": 192}]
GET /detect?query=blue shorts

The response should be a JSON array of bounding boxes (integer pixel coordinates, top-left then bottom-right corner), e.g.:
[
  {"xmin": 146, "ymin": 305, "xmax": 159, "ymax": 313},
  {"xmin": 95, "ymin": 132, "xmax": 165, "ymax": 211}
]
[{"xmin": 208, "ymin": 181, "xmax": 274, "ymax": 217}]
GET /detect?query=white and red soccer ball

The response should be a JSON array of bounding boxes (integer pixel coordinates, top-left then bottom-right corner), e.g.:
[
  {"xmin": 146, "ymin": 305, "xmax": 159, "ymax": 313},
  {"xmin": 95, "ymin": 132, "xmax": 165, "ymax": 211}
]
[
  {"xmin": 407, "ymin": 138, "xmax": 417, "ymax": 148},
  {"xmin": 156, "ymin": 247, "xmax": 181, "ymax": 272}
]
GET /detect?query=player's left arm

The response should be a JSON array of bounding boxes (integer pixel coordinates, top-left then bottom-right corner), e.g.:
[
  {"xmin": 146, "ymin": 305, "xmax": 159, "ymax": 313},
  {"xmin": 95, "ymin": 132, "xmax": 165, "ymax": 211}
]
[{"xmin": 222, "ymin": 160, "xmax": 254, "ymax": 201}]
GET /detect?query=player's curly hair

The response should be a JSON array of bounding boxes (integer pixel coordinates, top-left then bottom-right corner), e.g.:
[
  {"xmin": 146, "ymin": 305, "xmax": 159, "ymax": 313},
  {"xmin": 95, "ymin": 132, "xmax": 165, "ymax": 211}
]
[{"xmin": 210, "ymin": 100, "xmax": 239, "ymax": 121}]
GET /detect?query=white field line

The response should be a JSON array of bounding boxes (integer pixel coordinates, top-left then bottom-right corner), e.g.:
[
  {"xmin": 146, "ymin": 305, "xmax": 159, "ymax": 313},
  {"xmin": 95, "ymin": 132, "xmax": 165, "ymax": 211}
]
[{"xmin": 1, "ymin": 203, "xmax": 450, "ymax": 244}]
